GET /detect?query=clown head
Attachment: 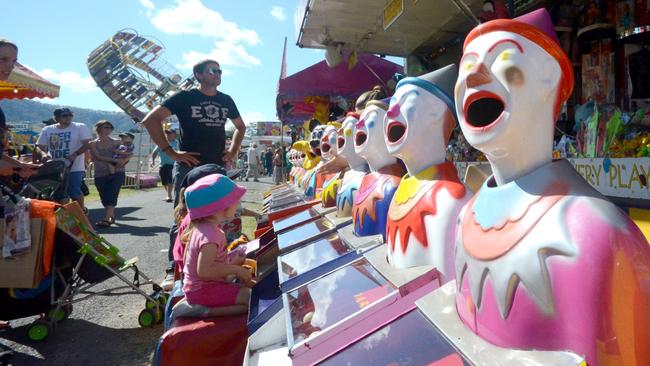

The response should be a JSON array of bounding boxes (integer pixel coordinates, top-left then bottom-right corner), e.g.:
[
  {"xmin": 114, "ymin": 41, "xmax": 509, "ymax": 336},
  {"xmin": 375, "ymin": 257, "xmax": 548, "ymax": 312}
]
[
  {"xmin": 386, "ymin": 64, "xmax": 458, "ymax": 176},
  {"xmin": 455, "ymin": 9, "xmax": 573, "ymax": 185},
  {"xmin": 337, "ymin": 113, "xmax": 367, "ymax": 171},
  {"xmin": 288, "ymin": 148, "xmax": 299, "ymax": 166},
  {"xmin": 293, "ymin": 140, "xmax": 319, "ymax": 170},
  {"xmin": 320, "ymin": 122, "xmax": 342, "ymax": 162},
  {"xmin": 354, "ymin": 100, "xmax": 396, "ymax": 172},
  {"xmin": 309, "ymin": 124, "xmax": 327, "ymax": 157}
]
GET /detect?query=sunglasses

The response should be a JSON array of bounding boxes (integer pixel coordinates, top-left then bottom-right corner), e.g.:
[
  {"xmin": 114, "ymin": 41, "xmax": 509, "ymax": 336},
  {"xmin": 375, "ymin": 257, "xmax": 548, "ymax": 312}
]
[
  {"xmin": 60, "ymin": 114, "xmax": 73, "ymax": 118},
  {"xmin": 102, "ymin": 125, "xmax": 114, "ymax": 129},
  {"xmin": 207, "ymin": 67, "xmax": 223, "ymax": 75}
]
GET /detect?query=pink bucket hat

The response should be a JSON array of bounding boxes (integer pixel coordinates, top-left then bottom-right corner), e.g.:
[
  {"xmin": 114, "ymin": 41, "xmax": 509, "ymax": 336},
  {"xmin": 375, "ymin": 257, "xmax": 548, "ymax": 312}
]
[{"xmin": 184, "ymin": 174, "xmax": 247, "ymax": 220}]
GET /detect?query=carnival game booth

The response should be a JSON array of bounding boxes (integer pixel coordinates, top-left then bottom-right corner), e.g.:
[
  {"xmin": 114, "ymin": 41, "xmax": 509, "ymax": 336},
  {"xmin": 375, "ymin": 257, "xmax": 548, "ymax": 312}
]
[
  {"xmin": 0, "ymin": 62, "xmax": 60, "ymax": 100},
  {"xmin": 242, "ymin": 4, "xmax": 650, "ymax": 366}
]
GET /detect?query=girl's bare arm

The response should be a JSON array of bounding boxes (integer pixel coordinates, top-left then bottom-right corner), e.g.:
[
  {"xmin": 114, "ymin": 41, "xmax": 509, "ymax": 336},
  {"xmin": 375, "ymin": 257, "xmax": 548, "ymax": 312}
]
[{"xmin": 196, "ymin": 243, "xmax": 251, "ymax": 283}]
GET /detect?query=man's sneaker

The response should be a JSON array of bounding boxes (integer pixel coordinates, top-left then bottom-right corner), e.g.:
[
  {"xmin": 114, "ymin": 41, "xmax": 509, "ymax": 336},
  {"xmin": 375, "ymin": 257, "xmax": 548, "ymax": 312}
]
[{"xmin": 161, "ymin": 273, "xmax": 174, "ymax": 292}]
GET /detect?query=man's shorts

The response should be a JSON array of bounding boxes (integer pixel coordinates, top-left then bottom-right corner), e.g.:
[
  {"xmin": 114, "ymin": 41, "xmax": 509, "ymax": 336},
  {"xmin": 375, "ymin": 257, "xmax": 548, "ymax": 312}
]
[
  {"xmin": 67, "ymin": 171, "xmax": 86, "ymax": 200},
  {"xmin": 159, "ymin": 164, "xmax": 174, "ymax": 185}
]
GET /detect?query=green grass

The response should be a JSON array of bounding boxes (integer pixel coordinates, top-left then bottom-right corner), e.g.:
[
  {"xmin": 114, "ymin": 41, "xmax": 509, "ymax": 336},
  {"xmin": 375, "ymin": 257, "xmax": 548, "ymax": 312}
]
[
  {"xmin": 84, "ymin": 183, "xmax": 163, "ymax": 203},
  {"xmin": 242, "ymin": 201, "xmax": 263, "ymax": 239}
]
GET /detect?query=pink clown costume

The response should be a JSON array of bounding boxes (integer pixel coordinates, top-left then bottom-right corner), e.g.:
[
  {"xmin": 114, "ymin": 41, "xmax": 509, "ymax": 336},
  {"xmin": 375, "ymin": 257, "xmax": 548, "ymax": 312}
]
[{"xmin": 454, "ymin": 9, "xmax": 650, "ymax": 366}]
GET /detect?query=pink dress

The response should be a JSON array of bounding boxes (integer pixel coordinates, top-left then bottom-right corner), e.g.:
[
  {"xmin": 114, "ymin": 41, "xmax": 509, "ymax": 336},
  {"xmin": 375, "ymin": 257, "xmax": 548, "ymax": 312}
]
[{"xmin": 182, "ymin": 222, "xmax": 241, "ymax": 307}]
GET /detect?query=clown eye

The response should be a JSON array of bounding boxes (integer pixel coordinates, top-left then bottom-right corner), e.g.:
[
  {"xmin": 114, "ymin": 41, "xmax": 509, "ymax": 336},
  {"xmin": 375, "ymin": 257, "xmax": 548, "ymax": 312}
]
[
  {"xmin": 498, "ymin": 50, "xmax": 514, "ymax": 61},
  {"xmin": 462, "ymin": 61, "xmax": 475, "ymax": 73}
]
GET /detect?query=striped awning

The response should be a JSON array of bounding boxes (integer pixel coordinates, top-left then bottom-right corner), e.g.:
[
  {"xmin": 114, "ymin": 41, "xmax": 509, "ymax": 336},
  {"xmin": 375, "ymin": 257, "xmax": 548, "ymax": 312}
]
[{"xmin": 0, "ymin": 62, "xmax": 60, "ymax": 100}]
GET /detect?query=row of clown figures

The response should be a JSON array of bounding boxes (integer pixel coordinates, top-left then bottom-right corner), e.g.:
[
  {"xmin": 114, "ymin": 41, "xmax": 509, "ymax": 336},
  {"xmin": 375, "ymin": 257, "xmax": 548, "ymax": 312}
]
[{"xmin": 285, "ymin": 9, "xmax": 650, "ymax": 366}]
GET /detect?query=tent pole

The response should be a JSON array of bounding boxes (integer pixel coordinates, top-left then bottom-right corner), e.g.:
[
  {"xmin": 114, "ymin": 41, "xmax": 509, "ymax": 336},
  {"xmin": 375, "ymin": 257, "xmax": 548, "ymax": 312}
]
[{"xmin": 280, "ymin": 120, "xmax": 285, "ymax": 182}]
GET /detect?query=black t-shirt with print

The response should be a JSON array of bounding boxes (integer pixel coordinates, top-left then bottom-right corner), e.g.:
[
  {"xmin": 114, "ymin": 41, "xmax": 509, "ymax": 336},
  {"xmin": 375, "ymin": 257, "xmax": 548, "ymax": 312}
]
[{"xmin": 162, "ymin": 89, "xmax": 240, "ymax": 165}]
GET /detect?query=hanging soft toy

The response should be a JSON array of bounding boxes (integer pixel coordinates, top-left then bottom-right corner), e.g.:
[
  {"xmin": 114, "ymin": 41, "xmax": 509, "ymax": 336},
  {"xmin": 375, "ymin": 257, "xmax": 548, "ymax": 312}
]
[{"xmin": 304, "ymin": 96, "xmax": 330, "ymax": 124}]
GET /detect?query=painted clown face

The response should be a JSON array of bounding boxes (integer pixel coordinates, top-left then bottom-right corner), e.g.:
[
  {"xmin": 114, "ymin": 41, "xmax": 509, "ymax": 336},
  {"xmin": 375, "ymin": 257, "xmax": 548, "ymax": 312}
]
[
  {"xmin": 386, "ymin": 83, "xmax": 454, "ymax": 173},
  {"xmin": 354, "ymin": 103, "xmax": 390, "ymax": 163},
  {"xmin": 337, "ymin": 114, "xmax": 359, "ymax": 161},
  {"xmin": 309, "ymin": 125, "xmax": 327, "ymax": 156},
  {"xmin": 320, "ymin": 125, "xmax": 339, "ymax": 161},
  {"xmin": 455, "ymin": 31, "xmax": 561, "ymax": 159}
]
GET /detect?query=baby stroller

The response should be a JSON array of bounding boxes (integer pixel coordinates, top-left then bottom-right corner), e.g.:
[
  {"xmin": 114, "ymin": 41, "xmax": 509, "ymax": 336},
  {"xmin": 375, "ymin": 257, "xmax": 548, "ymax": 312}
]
[{"xmin": 0, "ymin": 161, "xmax": 167, "ymax": 342}]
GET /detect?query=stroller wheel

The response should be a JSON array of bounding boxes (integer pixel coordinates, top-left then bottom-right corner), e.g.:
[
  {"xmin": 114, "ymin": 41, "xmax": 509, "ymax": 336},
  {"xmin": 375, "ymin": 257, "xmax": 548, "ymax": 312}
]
[
  {"xmin": 46, "ymin": 304, "xmax": 73, "ymax": 322},
  {"xmin": 26, "ymin": 320, "xmax": 51, "ymax": 342},
  {"xmin": 145, "ymin": 292, "xmax": 169, "ymax": 310},
  {"xmin": 138, "ymin": 309, "xmax": 156, "ymax": 328},
  {"xmin": 157, "ymin": 292, "xmax": 169, "ymax": 306}
]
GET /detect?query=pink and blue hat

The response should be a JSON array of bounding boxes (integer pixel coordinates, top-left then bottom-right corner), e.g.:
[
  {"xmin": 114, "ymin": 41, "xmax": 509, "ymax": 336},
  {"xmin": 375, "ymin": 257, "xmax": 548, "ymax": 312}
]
[{"xmin": 184, "ymin": 174, "xmax": 247, "ymax": 220}]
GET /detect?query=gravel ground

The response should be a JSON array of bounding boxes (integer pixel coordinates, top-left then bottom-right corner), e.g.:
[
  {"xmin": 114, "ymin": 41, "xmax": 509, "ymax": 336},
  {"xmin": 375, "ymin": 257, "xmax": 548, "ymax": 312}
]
[{"xmin": 0, "ymin": 176, "xmax": 274, "ymax": 366}]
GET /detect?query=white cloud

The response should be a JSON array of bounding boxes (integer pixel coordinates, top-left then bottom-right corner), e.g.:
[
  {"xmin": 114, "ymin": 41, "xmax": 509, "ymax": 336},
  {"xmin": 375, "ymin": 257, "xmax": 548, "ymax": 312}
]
[
  {"xmin": 177, "ymin": 41, "xmax": 262, "ymax": 70},
  {"xmin": 36, "ymin": 68, "xmax": 97, "ymax": 93},
  {"xmin": 270, "ymin": 6, "xmax": 286, "ymax": 21},
  {"xmin": 140, "ymin": 0, "xmax": 155, "ymax": 10},
  {"xmin": 139, "ymin": 0, "xmax": 155, "ymax": 16},
  {"xmin": 151, "ymin": 0, "xmax": 260, "ymax": 45}
]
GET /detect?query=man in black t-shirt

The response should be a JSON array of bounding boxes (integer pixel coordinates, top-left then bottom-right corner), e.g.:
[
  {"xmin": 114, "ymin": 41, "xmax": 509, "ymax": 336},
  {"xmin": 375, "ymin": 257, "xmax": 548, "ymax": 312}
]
[
  {"xmin": 142, "ymin": 59, "xmax": 247, "ymax": 290},
  {"xmin": 142, "ymin": 59, "xmax": 246, "ymax": 203}
]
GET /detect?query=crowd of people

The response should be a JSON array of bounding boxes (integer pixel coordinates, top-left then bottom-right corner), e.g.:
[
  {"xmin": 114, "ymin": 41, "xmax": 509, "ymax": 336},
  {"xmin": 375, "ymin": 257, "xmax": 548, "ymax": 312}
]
[
  {"xmin": 239, "ymin": 144, "xmax": 286, "ymax": 184},
  {"xmin": 2, "ymin": 35, "xmax": 277, "ymax": 330}
]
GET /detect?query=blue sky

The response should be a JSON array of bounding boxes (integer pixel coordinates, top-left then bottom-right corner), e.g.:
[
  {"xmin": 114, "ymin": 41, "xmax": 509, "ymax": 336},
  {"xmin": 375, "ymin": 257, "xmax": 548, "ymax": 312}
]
[{"xmin": 3, "ymin": 0, "xmax": 357, "ymax": 125}]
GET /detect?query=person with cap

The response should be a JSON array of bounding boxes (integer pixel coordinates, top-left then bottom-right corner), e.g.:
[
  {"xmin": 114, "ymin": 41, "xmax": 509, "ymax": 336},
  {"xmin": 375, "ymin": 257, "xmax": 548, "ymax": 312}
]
[
  {"xmin": 88, "ymin": 120, "xmax": 126, "ymax": 228},
  {"xmin": 151, "ymin": 129, "xmax": 179, "ymax": 202},
  {"xmin": 36, "ymin": 107, "xmax": 92, "ymax": 207},
  {"xmin": 172, "ymin": 173, "xmax": 254, "ymax": 318},
  {"xmin": 141, "ymin": 59, "xmax": 246, "ymax": 205}
]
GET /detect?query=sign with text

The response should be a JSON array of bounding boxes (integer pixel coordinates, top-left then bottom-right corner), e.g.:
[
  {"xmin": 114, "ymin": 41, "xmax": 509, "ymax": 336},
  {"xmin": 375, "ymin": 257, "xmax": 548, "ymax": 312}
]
[
  {"xmin": 454, "ymin": 158, "xmax": 650, "ymax": 200},
  {"xmin": 569, "ymin": 158, "xmax": 650, "ymax": 200},
  {"xmin": 383, "ymin": 0, "xmax": 404, "ymax": 30},
  {"xmin": 256, "ymin": 121, "xmax": 282, "ymax": 136}
]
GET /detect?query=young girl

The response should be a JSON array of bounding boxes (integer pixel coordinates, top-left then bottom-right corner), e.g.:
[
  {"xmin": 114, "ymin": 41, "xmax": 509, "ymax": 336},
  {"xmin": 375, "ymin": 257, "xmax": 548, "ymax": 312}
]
[{"xmin": 177, "ymin": 174, "xmax": 254, "ymax": 317}]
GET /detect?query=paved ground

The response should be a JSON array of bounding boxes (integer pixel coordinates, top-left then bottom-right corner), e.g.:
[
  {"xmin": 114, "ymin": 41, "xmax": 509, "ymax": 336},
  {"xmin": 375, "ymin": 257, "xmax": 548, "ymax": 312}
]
[{"xmin": 0, "ymin": 176, "xmax": 275, "ymax": 366}]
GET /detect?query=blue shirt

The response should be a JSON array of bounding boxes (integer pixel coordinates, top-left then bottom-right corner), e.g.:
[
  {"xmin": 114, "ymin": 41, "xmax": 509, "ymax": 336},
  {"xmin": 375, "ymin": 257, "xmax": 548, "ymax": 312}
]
[{"xmin": 153, "ymin": 139, "xmax": 178, "ymax": 166}]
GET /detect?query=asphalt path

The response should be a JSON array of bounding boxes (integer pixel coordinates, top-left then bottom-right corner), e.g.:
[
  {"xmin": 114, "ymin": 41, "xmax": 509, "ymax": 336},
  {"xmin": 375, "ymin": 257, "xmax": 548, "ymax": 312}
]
[{"xmin": 0, "ymin": 176, "xmax": 273, "ymax": 366}]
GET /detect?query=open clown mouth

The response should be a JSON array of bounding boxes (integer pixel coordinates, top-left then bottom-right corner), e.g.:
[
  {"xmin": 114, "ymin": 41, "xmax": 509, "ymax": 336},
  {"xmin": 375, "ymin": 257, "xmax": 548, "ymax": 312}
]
[
  {"xmin": 337, "ymin": 137, "xmax": 345, "ymax": 149},
  {"xmin": 464, "ymin": 91, "xmax": 505, "ymax": 129},
  {"xmin": 321, "ymin": 143, "xmax": 331, "ymax": 153},
  {"xmin": 386, "ymin": 121, "xmax": 406, "ymax": 144},
  {"xmin": 355, "ymin": 131, "xmax": 367, "ymax": 146}
]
